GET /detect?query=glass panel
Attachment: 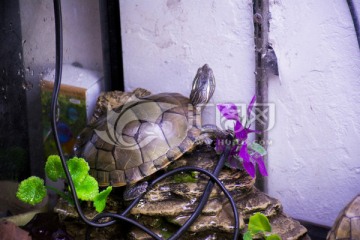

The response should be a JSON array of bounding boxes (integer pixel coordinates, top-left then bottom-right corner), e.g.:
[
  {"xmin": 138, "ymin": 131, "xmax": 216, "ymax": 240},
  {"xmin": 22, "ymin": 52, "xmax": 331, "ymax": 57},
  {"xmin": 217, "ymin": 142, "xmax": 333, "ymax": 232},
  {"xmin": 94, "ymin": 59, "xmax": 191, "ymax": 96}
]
[
  {"xmin": 0, "ymin": 1, "xmax": 32, "ymax": 181},
  {"xmin": 0, "ymin": 0, "xmax": 104, "ymax": 221}
]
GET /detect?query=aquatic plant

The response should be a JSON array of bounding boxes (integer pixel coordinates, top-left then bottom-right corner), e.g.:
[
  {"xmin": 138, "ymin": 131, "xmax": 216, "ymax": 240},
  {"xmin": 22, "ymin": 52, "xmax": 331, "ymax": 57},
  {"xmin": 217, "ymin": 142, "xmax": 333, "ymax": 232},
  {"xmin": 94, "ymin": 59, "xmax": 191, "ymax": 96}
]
[
  {"xmin": 16, "ymin": 176, "xmax": 47, "ymax": 206},
  {"xmin": 243, "ymin": 212, "xmax": 281, "ymax": 240},
  {"xmin": 216, "ymin": 96, "xmax": 268, "ymax": 178},
  {"xmin": 16, "ymin": 155, "xmax": 112, "ymax": 213}
]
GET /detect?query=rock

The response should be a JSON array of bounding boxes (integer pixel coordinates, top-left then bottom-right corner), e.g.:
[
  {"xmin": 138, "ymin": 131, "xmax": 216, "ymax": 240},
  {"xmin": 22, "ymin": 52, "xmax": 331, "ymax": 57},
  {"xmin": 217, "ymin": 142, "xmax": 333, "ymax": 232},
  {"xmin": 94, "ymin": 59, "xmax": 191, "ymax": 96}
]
[
  {"xmin": 54, "ymin": 145, "xmax": 309, "ymax": 239},
  {"xmin": 127, "ymin": 145, "xmax": 308, "ymax": 239}
]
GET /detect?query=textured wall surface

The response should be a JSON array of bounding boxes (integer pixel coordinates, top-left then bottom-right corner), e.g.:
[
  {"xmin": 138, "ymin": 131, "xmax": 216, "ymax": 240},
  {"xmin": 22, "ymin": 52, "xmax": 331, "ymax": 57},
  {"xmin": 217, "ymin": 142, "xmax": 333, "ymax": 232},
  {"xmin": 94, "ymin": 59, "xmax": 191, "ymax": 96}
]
[
  {"xmin": 120, "ymin": 0, "xmax": 360, "ymax": 226},
  {"xmin": 268, "ymin": 1, "xmax": 360, "ymax": 226},
  {"xmin": 120, "ymin": 0, "xmax": 255, "ymax": 124}
]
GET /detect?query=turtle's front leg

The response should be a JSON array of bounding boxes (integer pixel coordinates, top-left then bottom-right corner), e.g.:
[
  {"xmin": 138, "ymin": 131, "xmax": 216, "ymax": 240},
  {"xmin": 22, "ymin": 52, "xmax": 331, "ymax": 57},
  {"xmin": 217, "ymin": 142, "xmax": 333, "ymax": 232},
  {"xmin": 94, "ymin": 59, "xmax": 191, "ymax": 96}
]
[
  {"xmin": 123, "ymin": 181, "xmax": 149, "ymax": 201},
  {"xmin": 196, "ymin": 124, "xmax": 228, "ymax": 146}
]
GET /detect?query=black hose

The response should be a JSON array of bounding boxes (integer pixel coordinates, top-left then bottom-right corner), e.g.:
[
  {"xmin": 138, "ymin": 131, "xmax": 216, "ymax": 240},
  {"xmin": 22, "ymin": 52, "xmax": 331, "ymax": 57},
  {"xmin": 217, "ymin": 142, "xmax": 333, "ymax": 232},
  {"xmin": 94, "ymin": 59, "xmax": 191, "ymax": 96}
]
[
  {"xmin": 93, "ymin": 164, "xmax": 239, "ymax": 240},
  {"xmin": 52, "ymin": 1, "xmax": 239, "ymax": 239},
  {"xmin": 51, "ymin": 0, "xmax": 118, "ymax": 229},
  {"xmin": 169, "ymin": 144, "xmax": 237, "ymax": 240},
  {"xmin": 347, "ymin": 0, "xmax": 360, "ymax": 49}
]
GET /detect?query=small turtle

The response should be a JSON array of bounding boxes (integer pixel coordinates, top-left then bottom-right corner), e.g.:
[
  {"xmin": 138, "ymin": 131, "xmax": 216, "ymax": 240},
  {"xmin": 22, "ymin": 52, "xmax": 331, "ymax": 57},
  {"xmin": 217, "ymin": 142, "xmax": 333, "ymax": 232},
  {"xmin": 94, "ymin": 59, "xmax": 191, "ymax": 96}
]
[
  {"xmin": 74, "ymin": 64, "xmax": 215, "ymax": 197},
  {"xmin": 327, "ymin": 194, "xmax": 360, "ymax": 240}
]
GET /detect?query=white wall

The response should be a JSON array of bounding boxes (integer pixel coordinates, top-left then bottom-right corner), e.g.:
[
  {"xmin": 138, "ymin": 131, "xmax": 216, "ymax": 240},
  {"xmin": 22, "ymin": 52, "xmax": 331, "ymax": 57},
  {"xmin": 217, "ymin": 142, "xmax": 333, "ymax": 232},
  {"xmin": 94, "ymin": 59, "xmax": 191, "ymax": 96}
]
[
  {"xmin": 268, "ymin": 1, "xmax": 360, "ymax": 226},
  {"xmin": 120, "ymin": 0, "xmax": 360, "ymax": 227},
  {"xmin": 120, "ymin": 0, "xmax": 255, "ymax": 124}
]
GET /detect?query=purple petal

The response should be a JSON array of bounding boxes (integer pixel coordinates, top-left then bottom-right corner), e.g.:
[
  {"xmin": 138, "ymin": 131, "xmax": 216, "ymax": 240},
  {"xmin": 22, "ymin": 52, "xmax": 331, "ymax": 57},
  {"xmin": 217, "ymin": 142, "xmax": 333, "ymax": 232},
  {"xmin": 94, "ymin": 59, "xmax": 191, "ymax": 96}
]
[
  {"xmin": 217, "ymin": 103, "xmax": 239, "ymax": 120},
  {"xmin": 235, "ymin": 130, "xmax": 247, "ymax": 141},
  {"xmin": 234, "ymin": 120, "xmax": 244, "ymax": 133},
  {"xmin": 235, "ymin": 127, "xmax": 253, "ymax": 141},
  {"xmin": 247, "ymin": 95, "xmax": 256, "ymax": 119},
  {"xmin": 238, "ymin": 143, "xmax": 250, "ymax": 162},
  {"xmin": 253, "ymin": 154, "xmax": 268, "ymax": 176},
  {"xmin": 239, "ymin": 143, "xmax": 256, "ymax": 177},
  {"xmin": 243, "ymin": 161, "xmax": 256, "ymax": 178}
]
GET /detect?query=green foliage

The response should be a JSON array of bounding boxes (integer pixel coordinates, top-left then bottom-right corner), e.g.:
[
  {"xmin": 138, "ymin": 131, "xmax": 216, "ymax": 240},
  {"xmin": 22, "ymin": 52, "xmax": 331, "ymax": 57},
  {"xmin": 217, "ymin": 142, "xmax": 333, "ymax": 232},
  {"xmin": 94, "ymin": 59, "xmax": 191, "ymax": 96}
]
[
  {"xmin": 243, "ymin": 212, "xmax": 282, "ymax": 240},
  {"xmin": 67, "ymin": 157, "xmax": 90, "ymax": 183},
  {"xmin": 94, "ymin": 186, "xmax": 112, "ymax": 213},
  {"xmin": 266, "ymin": 234, "xmax": 282, "ymax": 240},
  {"xmin": 248, "ymin": 142, "xmax": 267, "ymax": 156},
  {"xmin": 17, "ymin": 156, "xmax": 112, "ymax": 213},
  {"xmin": 243, "ymin": 231, "xmax": 253, "ymax": 240},
  {"xmin": 74, "ymin": 175, "xmax": 99, "ymax": 201},
  {"xmin": 248, "ymin": 212, "xmax": 272, "ymax": 233},
  {"xmin": 16, "ymin": 176, "xmax": 47, "ymax": 206},
  {"xmin": 45, "ymin": 155, "xmax": 65, "ymax": 181}
]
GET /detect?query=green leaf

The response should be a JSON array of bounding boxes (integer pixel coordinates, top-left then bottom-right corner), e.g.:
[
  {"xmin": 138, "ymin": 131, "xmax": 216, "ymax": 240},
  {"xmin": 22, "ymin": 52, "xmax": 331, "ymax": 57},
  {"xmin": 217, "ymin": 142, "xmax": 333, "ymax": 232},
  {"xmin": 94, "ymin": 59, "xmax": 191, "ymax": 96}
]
[
  {"xmin": 94, "ymin": 186, "xmax": 112, "ymax": 213},
  {"xmin": 67, "ymin": 157, "xmax": 90, "ymax": 183},
  {"xmin": 16, "ymin": 176, "xmax": 47, "ymax": 205},
  {"xmin": 243, "ymin": 231, "xmax": 253, "ymax": 240},
  {"xmin": 74, "ymin": 175, "xmax": 99, "ymax": 201},
  {"xmin": 248, "ymin": 212, "xmax": 272, "ymax": 234},
  {"xmin": 249, "ymin": 142, "xmax": 267, "ymax": 156},
  {"xmin": 45, "ymin": 155, "xmax": 65, "ymax": 181},
  {"xmin": 266, "ymin": 234, "xmax": 282, "ymax": 240}
]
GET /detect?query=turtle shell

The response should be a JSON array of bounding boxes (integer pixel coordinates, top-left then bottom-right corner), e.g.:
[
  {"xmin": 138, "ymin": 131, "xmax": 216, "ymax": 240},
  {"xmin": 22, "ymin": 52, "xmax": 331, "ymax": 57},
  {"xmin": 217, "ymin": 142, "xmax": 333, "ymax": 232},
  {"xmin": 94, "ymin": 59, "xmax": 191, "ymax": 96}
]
[
  {"xmin": 327, "ymin": 194, "xmax": 360, "ymax": 240},
  {"xmin": 74, "ymin": 91, "xmax": 201, "ymax": 187}
]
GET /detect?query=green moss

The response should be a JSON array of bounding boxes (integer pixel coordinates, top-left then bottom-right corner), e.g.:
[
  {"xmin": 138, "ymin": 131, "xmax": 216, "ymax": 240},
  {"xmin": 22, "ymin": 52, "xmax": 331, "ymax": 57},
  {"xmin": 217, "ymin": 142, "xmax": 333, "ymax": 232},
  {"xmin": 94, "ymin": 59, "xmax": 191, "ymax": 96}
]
[{"xmin": 173, "ymin": 172, "xmax": 198, "ymax": 183}]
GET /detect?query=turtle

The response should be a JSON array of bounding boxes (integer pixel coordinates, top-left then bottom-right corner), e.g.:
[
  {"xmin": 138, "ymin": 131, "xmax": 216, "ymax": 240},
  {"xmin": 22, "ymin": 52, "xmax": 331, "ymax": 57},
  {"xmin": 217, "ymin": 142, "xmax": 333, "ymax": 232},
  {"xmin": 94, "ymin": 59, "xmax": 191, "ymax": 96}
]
[
  {"xmin": 327, "ymin": 194, "xmax": 360, "ymax": 240},
  {"xmin": 74, "ymin": 64, "xmax": 216, "ymax": 194}
]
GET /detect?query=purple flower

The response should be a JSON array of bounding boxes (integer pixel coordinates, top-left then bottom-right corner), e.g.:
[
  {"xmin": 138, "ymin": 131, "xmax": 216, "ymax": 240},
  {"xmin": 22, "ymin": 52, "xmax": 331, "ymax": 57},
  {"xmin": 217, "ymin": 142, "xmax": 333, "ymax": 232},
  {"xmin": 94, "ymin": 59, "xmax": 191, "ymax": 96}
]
[
  {"xmin": 216, "ymin": 96, "xmax": 268, "ymax": 178},
  {"xmin": 239, "ymin": 143, "xmax": 255, "ymax": 177},
  {"xmin": 252, "ymin": 153, "xmax": 268, "ymax": 176},
  {"xmin": 217, "ymin": 103, "xmax": 239, "ymax": 120},
  {"xmin": 238, "ymin": 143, "xmax": 268, "ymax": 178},
  {"xmin": 234, "ymin": 120, "xmax": 259, "ymax": 142}
]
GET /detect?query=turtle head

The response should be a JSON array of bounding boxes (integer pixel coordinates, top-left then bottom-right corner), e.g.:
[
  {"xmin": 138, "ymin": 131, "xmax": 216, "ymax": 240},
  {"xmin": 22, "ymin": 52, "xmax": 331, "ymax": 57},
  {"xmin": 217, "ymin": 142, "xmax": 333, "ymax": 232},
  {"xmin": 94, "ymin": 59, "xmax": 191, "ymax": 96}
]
[{"xmin": 190, "ymin": 64, "xmax": 215, "ymax": 106}]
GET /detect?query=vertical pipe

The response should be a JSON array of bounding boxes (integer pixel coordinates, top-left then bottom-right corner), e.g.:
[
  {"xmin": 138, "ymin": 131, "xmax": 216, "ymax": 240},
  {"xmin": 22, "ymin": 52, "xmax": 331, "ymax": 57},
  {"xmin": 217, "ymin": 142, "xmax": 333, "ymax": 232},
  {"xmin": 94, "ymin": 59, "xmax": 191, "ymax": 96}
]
[
  {"xmin": 99, "ymin": 0, "xmax": 125, "ymax": 91},
  {"xmin": 253, "ymin": 0, "xmax": 270, "ymax": 192},
  {"xmin": 347, "ymin": 0, "xmax": 360, "ymax": 49}
]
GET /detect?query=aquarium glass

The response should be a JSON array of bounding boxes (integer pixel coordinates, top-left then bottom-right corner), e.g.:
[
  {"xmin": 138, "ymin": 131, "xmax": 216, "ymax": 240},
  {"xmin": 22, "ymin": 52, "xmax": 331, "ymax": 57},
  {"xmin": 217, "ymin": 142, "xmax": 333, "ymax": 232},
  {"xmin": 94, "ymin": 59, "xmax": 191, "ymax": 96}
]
[{"xmin": 0, "ymin": 0, "xmax": 104, "ymax": 182}]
